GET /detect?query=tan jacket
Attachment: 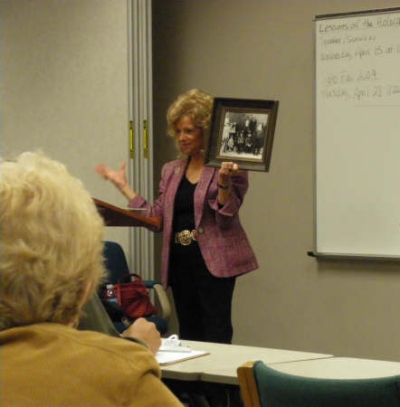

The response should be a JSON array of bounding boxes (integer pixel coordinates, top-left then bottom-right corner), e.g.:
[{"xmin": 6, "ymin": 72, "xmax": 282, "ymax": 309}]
[{"xmin": 1, "ymin": 323, "xmax": 182, "ymax": 407}]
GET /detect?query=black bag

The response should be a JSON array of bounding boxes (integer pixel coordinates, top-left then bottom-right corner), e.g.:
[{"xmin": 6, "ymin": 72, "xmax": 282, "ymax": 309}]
[{"xmin": 101, "ymin": 299, "xmax": 125, "ymax": 322}]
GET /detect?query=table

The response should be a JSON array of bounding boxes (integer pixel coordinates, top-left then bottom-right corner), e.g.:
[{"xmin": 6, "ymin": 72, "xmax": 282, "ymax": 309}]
[
  {"xmin": 161, "ymin": 340, "xmax": 333, "ymax": 385},
  {"xmin": 270, "ymin": 356, "xmax": 400, "ymax": 379}
]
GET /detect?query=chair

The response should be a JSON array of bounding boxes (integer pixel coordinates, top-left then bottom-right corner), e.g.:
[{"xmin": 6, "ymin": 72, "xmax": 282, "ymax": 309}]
[
  {"xmin": 101, "ymin": 240, "xmax": 171, "ymax": 336},
  {"xmin": 237, "ymin": 360, "xmax": 400, "ymax": 407}
]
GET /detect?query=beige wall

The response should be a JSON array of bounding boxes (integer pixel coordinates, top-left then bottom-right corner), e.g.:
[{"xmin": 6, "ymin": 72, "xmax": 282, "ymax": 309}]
[
  {"xmin": 0, "ymin": 0, "xmax": 131, "ymax": 253},
  {"xmin": 153, "ymin": 0, "xmax": 400, "ymax": 361},
  {"xmin": 2, "ymin": 0, "xmax": 399, "ymax": 362}
]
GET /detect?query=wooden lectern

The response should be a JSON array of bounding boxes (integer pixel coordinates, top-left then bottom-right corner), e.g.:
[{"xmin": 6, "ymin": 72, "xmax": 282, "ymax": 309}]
[{"xmin": 93, "ymin": 198, "xmax": 161, "ymax": 230}]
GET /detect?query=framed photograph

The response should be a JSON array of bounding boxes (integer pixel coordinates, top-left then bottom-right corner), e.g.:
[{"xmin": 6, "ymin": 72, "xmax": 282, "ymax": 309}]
[{"xmin": 205, "ymin": 97, "xmax": 279, "ymax": 172}]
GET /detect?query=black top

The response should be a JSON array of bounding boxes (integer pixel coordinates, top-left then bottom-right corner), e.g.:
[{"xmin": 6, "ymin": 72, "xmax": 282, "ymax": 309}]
[
  {"xmin": 172, "ymin": 176, "xmax": 197, "ymax": 234},
  {"xmin": 170, "ymin": 176, "xmax": 202, "ymax": 262}
]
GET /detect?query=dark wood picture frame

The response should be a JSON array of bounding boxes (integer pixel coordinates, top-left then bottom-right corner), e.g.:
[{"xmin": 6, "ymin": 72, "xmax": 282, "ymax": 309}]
[{"xmin": 205, "ymin": 97, "xmax": 279, "ymax": 172}]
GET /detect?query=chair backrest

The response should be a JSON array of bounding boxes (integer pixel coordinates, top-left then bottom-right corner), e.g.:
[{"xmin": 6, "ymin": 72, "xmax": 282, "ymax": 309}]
[
  {"xmin": 103, "ymin": 241, "xmax": 130, "ymax": 284},
  {"xmin": 237, "ymin": 360, "xmax": 400, "ymax": 407}
]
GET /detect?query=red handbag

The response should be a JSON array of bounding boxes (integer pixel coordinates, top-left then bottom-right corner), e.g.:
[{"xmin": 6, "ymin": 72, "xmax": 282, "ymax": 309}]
[{"xmin": 115, "ymin": 273, "xmax": 157, "ymax": 320}]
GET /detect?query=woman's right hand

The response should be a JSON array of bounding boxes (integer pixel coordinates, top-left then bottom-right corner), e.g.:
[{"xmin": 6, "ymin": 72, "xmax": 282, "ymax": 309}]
[
  {"xmin": 95, "ymin": 162, "xmax": 137, "ymax": 200},
  {"xmin": 121, "ymin": 318, "xmax": 161, "ymax": 355},
  {"xmin": 95, "ymin": 162, "xmax": 128, "ymax": 190}
]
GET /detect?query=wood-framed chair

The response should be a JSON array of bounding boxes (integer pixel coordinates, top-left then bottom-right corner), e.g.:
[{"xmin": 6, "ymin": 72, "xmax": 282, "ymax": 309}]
[
  {"xmin": 237, "ymin": 361, "xmax": 262, "ymax": 407},
  {"xmin": 237, "ymin": 360, "xmax": 400, "ymax": 407}
]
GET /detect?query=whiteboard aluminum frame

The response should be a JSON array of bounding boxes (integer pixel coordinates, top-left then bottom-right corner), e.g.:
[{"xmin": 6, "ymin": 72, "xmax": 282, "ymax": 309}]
[{"xmin": 312, "ymin": 6, "xmax": 400, "ymax": 260}]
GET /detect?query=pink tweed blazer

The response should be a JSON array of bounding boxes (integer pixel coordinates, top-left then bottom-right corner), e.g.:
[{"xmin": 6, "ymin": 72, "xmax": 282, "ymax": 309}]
[{"xmin": 129, "ymin": 158, "xmax": 258, "ymax": 288}]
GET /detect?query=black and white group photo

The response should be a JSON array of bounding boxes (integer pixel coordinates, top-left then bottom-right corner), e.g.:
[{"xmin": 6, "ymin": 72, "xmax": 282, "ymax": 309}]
[{"xmin": 218, "ymin": 111, "xmax": 269, "ymax": 160}]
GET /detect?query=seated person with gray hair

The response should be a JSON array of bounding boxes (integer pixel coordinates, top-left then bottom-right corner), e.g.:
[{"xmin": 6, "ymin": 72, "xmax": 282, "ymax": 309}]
[{"xmin": 0, "ymin": 151, "xmax": 182, "ymax": 407}]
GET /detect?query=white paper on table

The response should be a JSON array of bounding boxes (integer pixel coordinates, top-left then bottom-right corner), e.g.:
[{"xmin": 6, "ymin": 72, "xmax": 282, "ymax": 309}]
[{"xmin": 156, "ymin": 335, "xmax": 210, "ymax": 366}]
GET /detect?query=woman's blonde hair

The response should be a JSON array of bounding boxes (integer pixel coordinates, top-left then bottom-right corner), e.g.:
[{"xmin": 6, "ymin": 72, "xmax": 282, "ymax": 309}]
[
  {"xmin": 0, "ymin": 151, "xmax": 106, "ymax": 330},
  {"xmin": 166, "ymin": 89, "xmax": 214, "ymax": 152}
]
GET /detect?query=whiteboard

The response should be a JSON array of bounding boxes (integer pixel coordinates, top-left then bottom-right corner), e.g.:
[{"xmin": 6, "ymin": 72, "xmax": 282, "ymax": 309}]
[{"xmin": 314, "ymin": 7, "xmax": 400, "ymax": 259}]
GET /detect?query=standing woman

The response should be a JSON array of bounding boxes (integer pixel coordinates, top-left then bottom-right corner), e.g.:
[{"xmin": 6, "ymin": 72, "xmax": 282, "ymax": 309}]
[{"xmin": 96, "ymin": 89, "xmax": 258, "ymax": 343}]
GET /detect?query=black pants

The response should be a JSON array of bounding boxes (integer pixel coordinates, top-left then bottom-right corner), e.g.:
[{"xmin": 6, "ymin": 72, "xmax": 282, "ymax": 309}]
[{"xmin": 170, "ymin": 243, "xmax": 236, "ymax": 343}]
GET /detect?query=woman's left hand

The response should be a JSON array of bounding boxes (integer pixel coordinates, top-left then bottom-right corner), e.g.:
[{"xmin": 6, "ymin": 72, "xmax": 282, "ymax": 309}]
[{"xmin": 218, "ymin": 161, "xmax": 239, "ymax": 187}]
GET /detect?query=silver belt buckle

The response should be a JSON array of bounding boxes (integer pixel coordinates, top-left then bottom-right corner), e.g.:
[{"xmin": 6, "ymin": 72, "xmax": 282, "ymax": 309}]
[{"xmin": 175, "ymin": 229, "xmax": 197, "ymax": 246}]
